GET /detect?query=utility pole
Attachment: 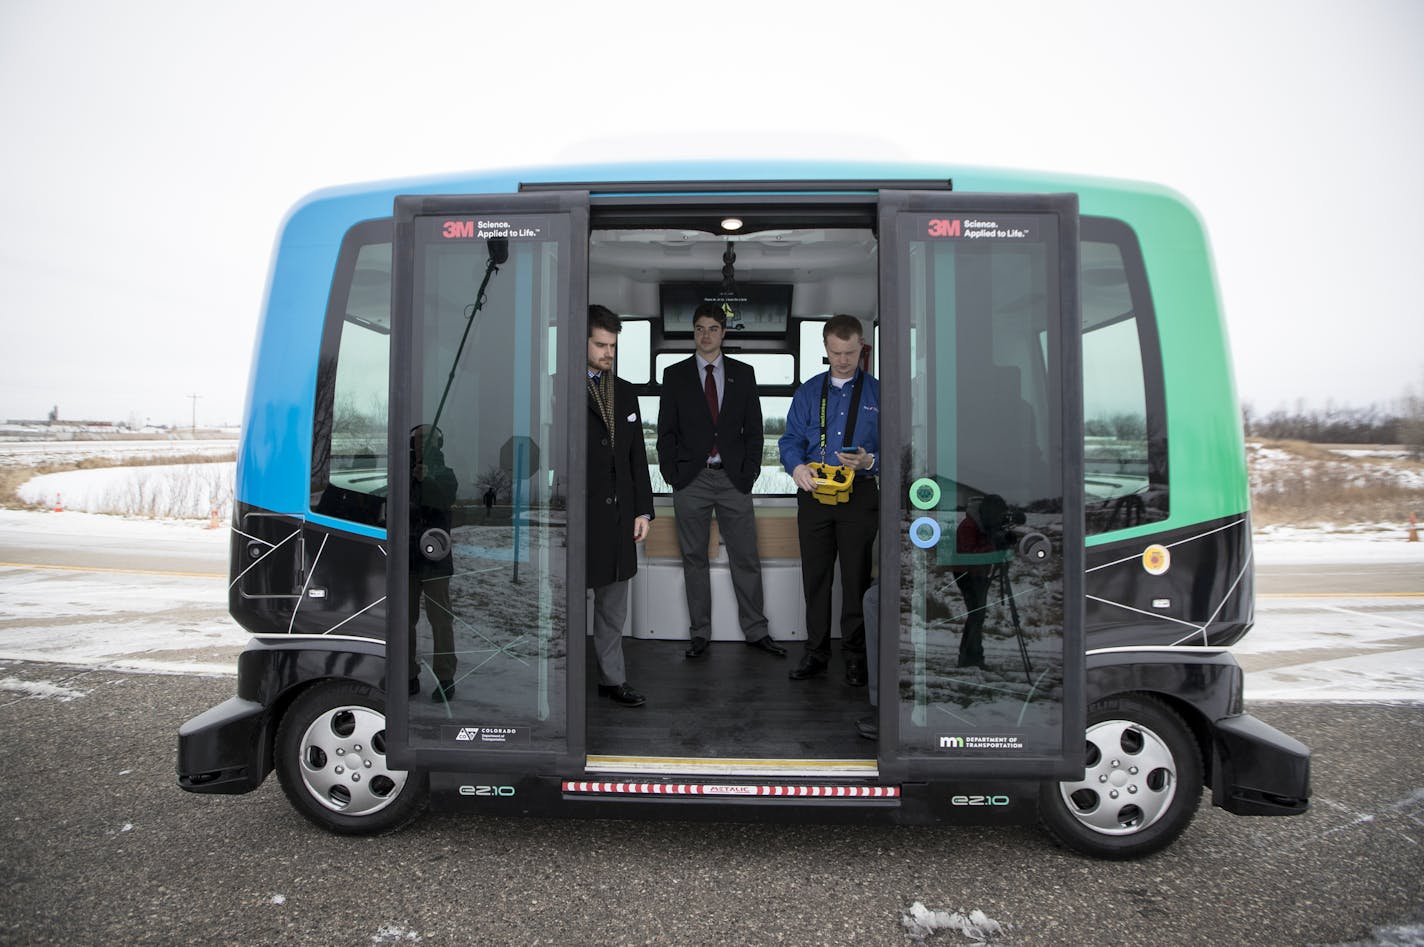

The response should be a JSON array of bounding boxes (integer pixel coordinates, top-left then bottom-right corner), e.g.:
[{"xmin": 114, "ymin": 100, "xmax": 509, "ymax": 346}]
[{"xmin": 188, "ymin": 393, "xmax": 201, "ymax": 433}]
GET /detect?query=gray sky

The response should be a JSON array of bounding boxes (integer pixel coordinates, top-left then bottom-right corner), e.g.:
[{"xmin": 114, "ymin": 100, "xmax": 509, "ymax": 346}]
[{"xmin": 2, "ymin": 0, "xmax": 1420, "ymax": 427}]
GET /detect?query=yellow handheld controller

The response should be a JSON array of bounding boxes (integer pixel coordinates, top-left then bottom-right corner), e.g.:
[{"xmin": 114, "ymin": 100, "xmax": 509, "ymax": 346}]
[{"xmin": 807, "ymin": 462, "xmax": 853, "ymax": 505}]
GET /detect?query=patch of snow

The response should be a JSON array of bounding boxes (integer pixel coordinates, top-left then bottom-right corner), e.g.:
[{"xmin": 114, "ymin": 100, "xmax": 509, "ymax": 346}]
[
  {"xmin": 1253, "ymin": 528, "xmax": 1424, "ymax": 563},
  {"xmin": 270, "ymin": 894, "xmax": 286, "ymax": 905},
  {"xmin": 902, "ymin": 902, "xmax": 1005, "ymax": 943},
  {"xmin": 371, "ymin": 925, "xmax": 422, "ymax": 943},
  {"xmin": 1331, "ymin": 448, "xmax": 1411, "ymax": 459},
  {"xmin": 0, "ymin": 507, "xmax": 230, "ymax": 548},
  {"xmin": 0, "ymin": 676, "xmax": 87, "ymax": 701}
]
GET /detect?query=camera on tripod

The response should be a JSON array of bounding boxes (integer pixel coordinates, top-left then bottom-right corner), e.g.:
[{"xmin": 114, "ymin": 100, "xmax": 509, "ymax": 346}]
[{"xmin": 967, "ymin": 493, "xmax": 1050, "ymax": 564}]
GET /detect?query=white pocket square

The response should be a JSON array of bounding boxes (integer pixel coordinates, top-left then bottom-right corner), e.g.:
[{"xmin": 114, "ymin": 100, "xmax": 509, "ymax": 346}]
[{"xmin": 626, "ymin": 413, "xmax": 637, "ymax": 422}]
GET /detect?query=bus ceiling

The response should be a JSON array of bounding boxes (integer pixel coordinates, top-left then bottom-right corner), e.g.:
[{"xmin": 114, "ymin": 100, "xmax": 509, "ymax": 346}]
[
  {"xmin": 519, "ymin": 180, "xmax": 952, "ymax": 234},
  {"xmin": 517, "ymin": 179, "xmax": 953, "ymax": 194}
]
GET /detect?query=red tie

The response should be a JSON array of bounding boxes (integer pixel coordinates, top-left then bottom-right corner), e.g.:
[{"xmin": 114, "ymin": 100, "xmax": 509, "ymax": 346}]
[{"xmin": 705, "ymin": 364, "xmax": 719, "ymax": 458}]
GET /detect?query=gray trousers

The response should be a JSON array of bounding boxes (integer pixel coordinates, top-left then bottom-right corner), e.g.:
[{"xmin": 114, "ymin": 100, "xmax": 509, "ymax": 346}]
[
  {"xmin": 672, "ymin": 467, "xmax": 768, "ymax": 640},
  {"xmin": 591, "ymin": 579, "xmax": 630, "ymax": 686}
]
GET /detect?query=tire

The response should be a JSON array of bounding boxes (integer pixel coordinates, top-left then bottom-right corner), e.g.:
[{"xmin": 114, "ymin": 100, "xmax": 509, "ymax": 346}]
[
  {"xmin": 1038, "ymin": 694, "xmax": 1203, "ymax": 859},
  {"xmin": 274, "ymin": 680, "xmax": 428, "ymax": 835}
]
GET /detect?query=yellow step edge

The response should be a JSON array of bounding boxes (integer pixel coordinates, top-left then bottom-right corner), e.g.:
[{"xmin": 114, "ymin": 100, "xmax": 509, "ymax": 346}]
[{"xmin": 585, "ymin": 755, "xmax": 879, "ymax": 778}]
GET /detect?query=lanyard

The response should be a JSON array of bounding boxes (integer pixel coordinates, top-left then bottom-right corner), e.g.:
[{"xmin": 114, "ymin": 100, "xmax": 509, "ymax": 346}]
[{"xmin": 818, "ymin": 371, "xmax": 865, "ymax": 463}]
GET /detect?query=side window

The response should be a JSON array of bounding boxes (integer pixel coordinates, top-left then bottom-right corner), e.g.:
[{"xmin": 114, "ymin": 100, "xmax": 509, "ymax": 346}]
[
  {"xmin": 311, "ymin": 219, "xmax": 392, "ymax": 526},
  {"xmin": 1081, "ymin": 216, "xmax": 1168, "ymax": 535}
]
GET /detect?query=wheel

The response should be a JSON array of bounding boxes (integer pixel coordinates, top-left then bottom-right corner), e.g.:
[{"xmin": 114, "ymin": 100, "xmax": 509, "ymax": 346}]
[
  {"xmin": 274, "ymin": 680, "xmax": 428, "ymax": 835},
  {"xmin": 1038, "ymin": 694, "xmax": 1203, "ymax": 859}
]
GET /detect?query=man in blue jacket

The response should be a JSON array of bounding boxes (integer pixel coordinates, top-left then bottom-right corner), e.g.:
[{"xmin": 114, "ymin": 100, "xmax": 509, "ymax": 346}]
[{"xmin": 778, "ymin": 314, "xmax": 880, "ymax": 685}]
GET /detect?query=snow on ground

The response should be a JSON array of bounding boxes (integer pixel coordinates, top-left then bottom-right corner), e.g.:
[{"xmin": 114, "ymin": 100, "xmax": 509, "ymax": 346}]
[
  {"xmin": 1253, "ymin": 525, "xmax": 1424, "ymax": 560},
  {"xmin": 0, "ymin": 675, "xmax": 87, "ymax": 702},
  {"xmin": 17, "ymin": 462, "xmax": 235, "ymax": 519},
  {"xmin": 0, "ymin": 437, "xmax": 236, "ymax": 467}
]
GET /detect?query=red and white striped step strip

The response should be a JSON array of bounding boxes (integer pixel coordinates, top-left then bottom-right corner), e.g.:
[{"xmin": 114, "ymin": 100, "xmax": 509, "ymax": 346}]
[{"xmin": 563, "ymin": 781, "xmax": 898, "ymax": 798}]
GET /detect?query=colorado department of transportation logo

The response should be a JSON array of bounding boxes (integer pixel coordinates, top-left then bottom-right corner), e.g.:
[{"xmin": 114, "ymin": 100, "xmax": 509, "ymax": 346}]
[
  {"xmin": 444, "ymin": 725, "xmax": 528, "ymax": 746},
  {"xmin": 1142, "ymin": 543, "xmax": 1171, "ymax": 576}
]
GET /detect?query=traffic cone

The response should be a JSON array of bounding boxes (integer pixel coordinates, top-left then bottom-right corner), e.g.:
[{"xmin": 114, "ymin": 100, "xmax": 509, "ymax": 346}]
[
  {"xmin": 1409, "ymin": 512, "xmax": 1419, "ymax": 543},
  {"xmin": 52, "ymin": 492, "xmax": 63, "ymax": 513},
  {"xmin": 207, "ymin": 506, "xmax": 220, "ymax": 529}
]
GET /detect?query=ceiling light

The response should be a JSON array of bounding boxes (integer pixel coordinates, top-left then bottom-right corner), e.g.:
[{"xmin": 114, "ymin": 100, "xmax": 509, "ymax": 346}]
[{"xmin": 720, "ymin": 217, "xmax": 743, "ymax": 232}]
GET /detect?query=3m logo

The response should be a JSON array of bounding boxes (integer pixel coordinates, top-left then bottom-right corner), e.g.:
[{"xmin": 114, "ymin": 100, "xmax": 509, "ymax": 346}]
[
  {"xmin": 940, "ymin": 736, "xmax": 966, "ymax": 748},
  {"xmin": 456, "ymin": 727, "xmax": 480, "ymax": 741},
  {"xmin": 442, "ymin": 220, "xmax": 476, "ymax": 239},
  {"xmin": 927, "ymin": 218, "xmax": 962, "ymax": 238}
]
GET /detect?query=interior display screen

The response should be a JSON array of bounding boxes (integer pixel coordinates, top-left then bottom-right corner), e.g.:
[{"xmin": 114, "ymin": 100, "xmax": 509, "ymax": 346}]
[{"xmin": 659, "ymin": 282, "xmax": 792, "ymax": 337}]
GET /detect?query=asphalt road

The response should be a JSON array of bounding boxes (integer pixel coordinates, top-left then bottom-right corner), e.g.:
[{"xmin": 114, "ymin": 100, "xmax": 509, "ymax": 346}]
[
  {"xmin": 0, "ymin": 665, "xmax": 1421, "ymax": 947},
  {"xmin": 1258, "ymin": 560, "xmax": 1424, "ymax": 597}
]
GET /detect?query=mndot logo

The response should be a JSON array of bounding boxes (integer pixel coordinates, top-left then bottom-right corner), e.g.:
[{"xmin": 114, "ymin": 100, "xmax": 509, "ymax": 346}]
[{"xmin": 1142, "ymin": 544, "xmax": 1171, "ymax": 576}]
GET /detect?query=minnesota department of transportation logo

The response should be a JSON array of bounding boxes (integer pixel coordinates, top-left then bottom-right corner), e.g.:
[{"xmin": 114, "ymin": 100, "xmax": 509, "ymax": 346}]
[{"xmin": 939, "ymin": 735, "xmax": 1025, "ymax": 751}]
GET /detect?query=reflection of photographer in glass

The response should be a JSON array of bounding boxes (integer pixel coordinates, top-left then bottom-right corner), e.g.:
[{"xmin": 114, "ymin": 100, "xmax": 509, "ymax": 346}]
[
  {"xmin": 409, "ymin": 424, "xmax": 459, "ymax": 701},
  {"xmin": 957, "ymin": 493, "xmax": 1047, "ymax": 678},
  {"xmin": 956, "ymin": 494, "xmax": 1024, "ymax": 669}
]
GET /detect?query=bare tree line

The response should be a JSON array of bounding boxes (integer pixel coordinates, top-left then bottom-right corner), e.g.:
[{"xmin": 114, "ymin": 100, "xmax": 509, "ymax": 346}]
[{"xmin": 1244, "ymin": 379, "xmax": 1424, "ymax": 459}]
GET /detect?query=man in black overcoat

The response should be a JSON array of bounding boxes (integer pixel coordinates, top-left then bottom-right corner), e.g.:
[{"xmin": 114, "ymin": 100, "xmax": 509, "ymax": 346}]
[{"xmin": 586, "ymin": 305, "xmax": 655, "ymax": 706}]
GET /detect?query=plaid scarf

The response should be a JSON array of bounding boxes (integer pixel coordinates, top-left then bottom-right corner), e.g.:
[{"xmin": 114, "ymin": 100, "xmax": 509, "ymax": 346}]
[{"xmin": 588, "ymin": 370, "xmax": 616, "ymax": 448}]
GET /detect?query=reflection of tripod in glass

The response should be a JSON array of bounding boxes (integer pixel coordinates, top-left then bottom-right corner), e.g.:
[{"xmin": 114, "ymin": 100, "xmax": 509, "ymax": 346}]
[{"xmin": 955, "ymin": 552, "xmax": 1033, "ymax": 684}]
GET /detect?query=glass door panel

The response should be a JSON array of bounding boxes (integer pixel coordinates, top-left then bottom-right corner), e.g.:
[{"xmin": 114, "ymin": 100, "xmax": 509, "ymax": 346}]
[
  {"xmin": 879, "ymin": 193, "xmax": 1083, "ymax": 779},
  {"xmin": 388, "ymin": 194, "xmax": 587, "ymax": 767}
]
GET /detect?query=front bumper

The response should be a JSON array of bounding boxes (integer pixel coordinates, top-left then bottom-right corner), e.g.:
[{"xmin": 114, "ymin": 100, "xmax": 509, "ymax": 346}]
[
  {"xmin": 177, "ymin": 696, "xmax": 269, "ymax": 794},
  {"xmin": 1212, "ymin": 712, "xmax": 1310, "ymax": 816}
]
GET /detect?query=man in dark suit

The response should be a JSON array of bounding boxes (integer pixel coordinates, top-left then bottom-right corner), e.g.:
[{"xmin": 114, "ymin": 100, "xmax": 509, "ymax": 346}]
[
  {"xmin": 657, "ymin": 302, "xmax": 784, "ymax": 660},
  {"xmin": 586, "ymin": 305, "xmax": 654, "ymax": 706}
]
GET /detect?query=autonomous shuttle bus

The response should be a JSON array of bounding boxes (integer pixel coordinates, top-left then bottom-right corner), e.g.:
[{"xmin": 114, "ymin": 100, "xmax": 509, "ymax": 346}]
[{"xmin": 177, "ymin": 161, "xmax": 1309, "ymax": 859}]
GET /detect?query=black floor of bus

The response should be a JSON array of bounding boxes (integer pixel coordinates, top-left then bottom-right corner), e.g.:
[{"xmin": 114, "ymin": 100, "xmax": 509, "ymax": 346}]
[{"xmin": 585, "ymin": 638, "xmax": 875, "ymax": 761}]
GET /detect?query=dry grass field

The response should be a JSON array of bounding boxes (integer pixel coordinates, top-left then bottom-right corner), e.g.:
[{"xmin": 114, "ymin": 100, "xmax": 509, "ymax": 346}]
[{"xmin": 1248, "ymin": 440, "xmax": 1424, "ymax": 528}]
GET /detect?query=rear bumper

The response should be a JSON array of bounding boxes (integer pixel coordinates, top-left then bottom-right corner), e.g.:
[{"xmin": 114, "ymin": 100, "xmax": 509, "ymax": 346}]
[
  {"xmin": 1211, "ymin": 712, "xmax": 1310, "ymax": 816},
  {"xmin": 176, "ymin": 695, "xmax": 269, "ymax": 794}
]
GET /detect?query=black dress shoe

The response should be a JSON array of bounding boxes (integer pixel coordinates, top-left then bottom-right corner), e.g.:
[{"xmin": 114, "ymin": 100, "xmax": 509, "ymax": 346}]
[
  {"xmin": 856, "ymin": 715, "xmax": 879, "ymax": 740},
  {"xmin": 789, "ymin": 655, "xmax": 827, "ymax": 680},
  {"xmin": 685, "ymin": 637, "xmax": 709, "ymax": 659},
  {"xmin": 598, "ymin": 682, "xmax": 646, "ymax": 706},
  {"xmin": 747, "ymin": 636, "xmax": 786, "ymax": 657},
  {"xmin": 845, "ymin": 656, "xmax": 868, "ymax": 687},
  {"xmin": 430, "ymin": 680, "xmax": 455, "ymax": 701}
]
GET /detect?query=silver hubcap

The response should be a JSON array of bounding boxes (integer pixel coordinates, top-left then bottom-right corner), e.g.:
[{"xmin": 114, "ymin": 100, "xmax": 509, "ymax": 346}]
[
  {"xmin": 1058, "ymin": 718, "xmax": 1177, "ymax": 835},
  {"xmin": 298, "ymin": 705, "xmax": 407, "ymax": 815}
]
